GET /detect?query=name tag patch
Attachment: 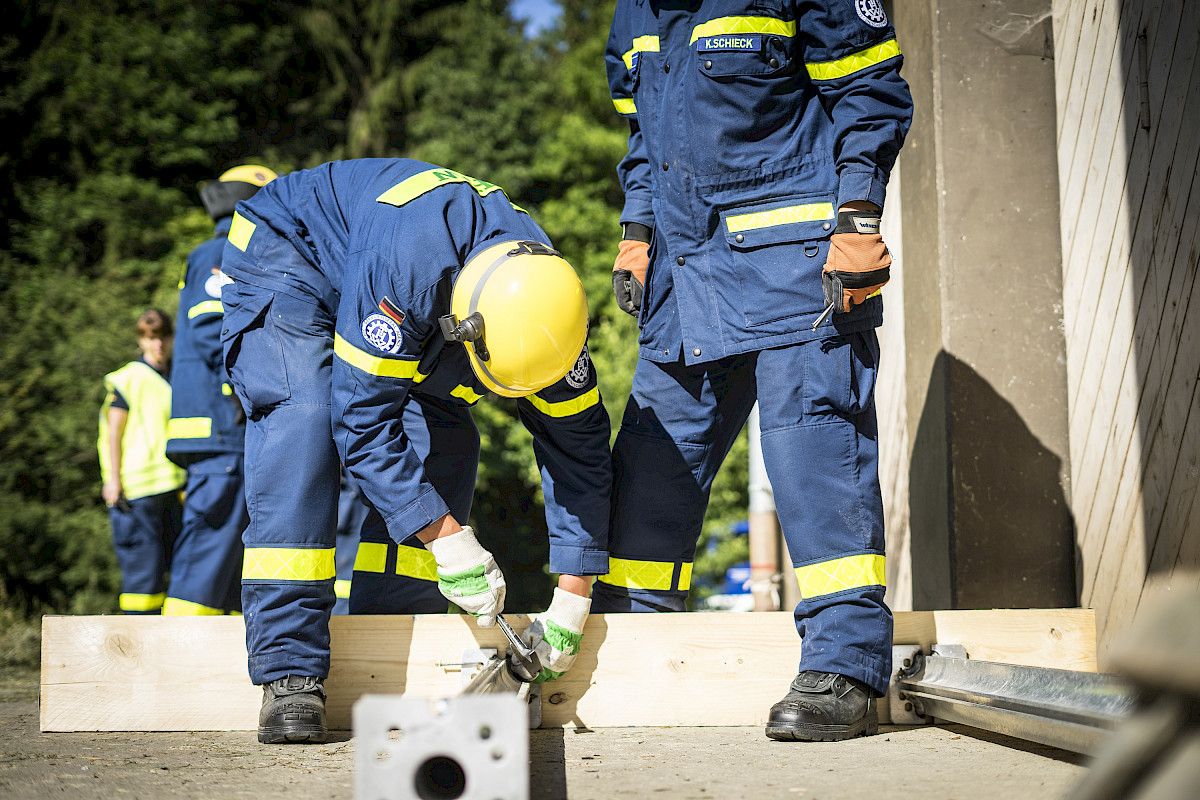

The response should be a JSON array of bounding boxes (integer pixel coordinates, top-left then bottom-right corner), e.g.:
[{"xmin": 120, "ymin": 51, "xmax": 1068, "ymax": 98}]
[{"xmin": 697, "ymin": 34, "xmax": 761, "ymax": 52}]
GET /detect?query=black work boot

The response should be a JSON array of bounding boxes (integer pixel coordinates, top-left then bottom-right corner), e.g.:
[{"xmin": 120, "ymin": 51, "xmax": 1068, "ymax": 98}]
[
  {"xmin": 765, "ymin": 670, "xmax": 879, "ymax": 742},
  {"xmin": 258, "ymin": 675, "xmax": 328, "ymax": 744}
]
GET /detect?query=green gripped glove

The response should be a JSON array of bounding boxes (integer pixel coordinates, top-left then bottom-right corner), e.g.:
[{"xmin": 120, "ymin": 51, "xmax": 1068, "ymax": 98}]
[
  {"xmin": 520, "ymin": 587, "xmax": 591, "ymax": 683},
  {"xmin": 426, "ymin": 526, "xmax": 506, "ymax": 627}
]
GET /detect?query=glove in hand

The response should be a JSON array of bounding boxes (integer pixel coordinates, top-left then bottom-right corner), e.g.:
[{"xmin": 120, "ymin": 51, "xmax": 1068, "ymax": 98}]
[
  {"xmin": 513, "ymin": 587, "xmax": 591, "ymax": 683},
  {"xmin": 821, "ymin": 210, "xmax": 892, "ymax": 313},
  {"xmin": 427, "ymin": 526, "xmax": 506, "ymax": 627},
  {"xmin": 612, "ymin": 237, "xmax": 650, "ymax": 317}
]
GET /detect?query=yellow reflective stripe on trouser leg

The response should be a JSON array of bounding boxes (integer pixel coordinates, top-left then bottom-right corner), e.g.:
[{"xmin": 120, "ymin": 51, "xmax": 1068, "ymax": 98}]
[
  {"xmin": 242, "ymin": 547, "xmax": 336, "ymax": 580},
  {"xmin": 334, "ymin": 579, "xmax": 352, "ymax": 599},
  {"xmin": 598, "ymin": 557, "xmax": 692, "ymax": 592},
  {"xmin": 354, "ymin": 541, "xmax": 388, "ymax": 573},
  {"xmin": 162, "ymin": 597, "xmax": 224, "ymax": 615},
  {"xmin": 120, "ymin": 592, "xmax": 165, "ymax": 612},
  {"xmin": 794, "ymin": 554, "xmax": 886, "ymax": 600},
  {"xmin": 353, "ymin": 541, "xmax": 438, "ymax": 582},
  {"xmin": 395, "ymin": 544, "xmax": 438, "ymax": 582}
]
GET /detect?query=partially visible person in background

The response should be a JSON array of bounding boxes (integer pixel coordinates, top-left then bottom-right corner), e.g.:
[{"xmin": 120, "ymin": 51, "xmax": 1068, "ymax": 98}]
[
  {"xmin": 98, "ymin": 309, "xmax": 186, "ymax": 614},
  {"xmin": 163, "ymin": 165, "xmax": 277, "ymax": 615},
  {"xmin": 333, "ymin": 467, "xmax": 368, "ymax": 615}
]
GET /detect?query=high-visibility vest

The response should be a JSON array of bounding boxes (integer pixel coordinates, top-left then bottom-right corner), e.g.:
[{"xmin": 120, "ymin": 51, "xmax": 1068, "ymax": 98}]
[{"xmin": 98, "ymin": 361, "xmax": 186, "ymax": 500}]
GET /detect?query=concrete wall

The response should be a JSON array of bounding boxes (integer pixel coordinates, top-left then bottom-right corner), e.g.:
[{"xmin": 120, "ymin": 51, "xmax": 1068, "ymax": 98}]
[
  {"xmin": 892, "ymin": 0, "xmax": 1076, "ymax": 610},
  {"xmin": 1052, "ymin": 0, "xmax": 1200, "ymax": 664}
]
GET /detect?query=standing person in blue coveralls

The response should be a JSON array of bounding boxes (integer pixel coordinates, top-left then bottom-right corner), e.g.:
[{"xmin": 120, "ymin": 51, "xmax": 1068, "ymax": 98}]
[
  {"xmin": 599, "ymin": 0, "xmax": 913, "ymax": 741},
  {"xmin": 220, "ymin": 158, "xmax": 611, "ymax": 744},
  {"xmin": 163, "ymin": 165, "xmax": 278, "ymax": 615},
  {"xmin": 99, "ymin": 309, "xmax": 186, "ymax": 614}
]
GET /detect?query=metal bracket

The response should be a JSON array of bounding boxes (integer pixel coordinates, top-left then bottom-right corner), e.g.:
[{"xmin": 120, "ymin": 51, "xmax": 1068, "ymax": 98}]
[
  {"xmin": 888, "ymin": 644, "xmax": 929, "ymax": 725},
  {"xmin": 354, "ymin": 694, "xmax": 529, "ymax": 800}
]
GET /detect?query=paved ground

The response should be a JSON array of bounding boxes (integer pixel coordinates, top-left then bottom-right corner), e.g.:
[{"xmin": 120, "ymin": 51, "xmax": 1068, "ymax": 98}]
[{"xmin": 0, "ymin": 675, "xmax": 1090, "ymax": 800}]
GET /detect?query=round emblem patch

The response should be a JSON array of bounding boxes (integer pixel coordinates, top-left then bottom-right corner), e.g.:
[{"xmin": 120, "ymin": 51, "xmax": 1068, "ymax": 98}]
[
  {"xmin": 204, "ymin": 269, "xmax": 233, "ymax": 298},
  {"xmin": 361, "ymin": 313, "xmax": 402, "ymax": 354},
  {"xmin": 565, "ymin": 346, "xmax": 590, "ymax": 389},
  {"xmin": 855, "ymin": 0, "xmax": 888, "ymax": 28}
]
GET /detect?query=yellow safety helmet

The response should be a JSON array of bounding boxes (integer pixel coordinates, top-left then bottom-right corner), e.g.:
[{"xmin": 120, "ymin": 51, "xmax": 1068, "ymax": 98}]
[
  {"xmin": 200, "ymin": 163, "xmax": 278, "ymax": 220},
  {"xmin": 439, "ymin": 240, "xmax": 588, "ymax": 398}
]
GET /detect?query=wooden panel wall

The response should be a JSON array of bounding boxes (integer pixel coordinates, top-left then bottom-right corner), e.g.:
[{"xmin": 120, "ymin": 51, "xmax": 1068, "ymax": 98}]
[{"xmin": 1052, "ymin": 0, "xmax": 1200, "ymax": 665}]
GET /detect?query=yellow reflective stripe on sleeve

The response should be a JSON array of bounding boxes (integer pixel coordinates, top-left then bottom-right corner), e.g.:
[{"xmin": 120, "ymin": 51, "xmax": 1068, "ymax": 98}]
[
  {"xmin": 725, "ymin": 202, "xmax": 835, "ymax": 234},
  {"xmin": 612, "ymin": 97, "xmax": 637, "ymax": 115},
  {"xmin": 119, "ymin": 592, "xmax": 165, "ymax": 612},
  {"xmin": 525, "ymin": 386, "xmax": 600, "ymax": 418},
  {"xmin": 806, "ymin": 39, "xmax": 902, "ymax": 81},
  {"xmin": 690, "ymin": 16, "xmax": 795, "ymax": 44},
  {"xmin": 354, "ymin": 541, "xmax": 388, "ymax": 573},
  {"xmin": 334, "ymin": 333, "xmax": 425, "ymax": 381},
  {"xmin": 622, "ymin": 35, "xmax": 660, "ymax": 69},
  {"xmin": 795, "ymin": 554, "xmax": 886, "ymax": 600},
  {"xmin": 395, "ymin": 544, "xmax": 439, "ymax": 582},
  {"xmin": 334, "ymin": 579, "xmax": 352, "ymax": 599},
  {"xmin": 188, "ymin": 300, "xmax": 224, "ymax": 319},
  {"xmin": 167, "ymin": 417, "xmax": 212, "ymax": 440},
  {"xmin": 243, "ymin": 547, "xmax": 336, "ymax": 581},
  {"xmin": 162, "ymin": 597, "xmax": 224, "ymax": 615},
  {"xmin": 451, "ymin": 385, "xmax": 485, "ymax": 404},
  {"xmin": 228, "ymin": 212, "xmax": 255, "ymax": 252},
  {"xmin": 376, "ymin": 169, "xmax": 504, "ymax": 208},
  {"xmin": 598, "ymin": 556, "xmax": 688, "ymax": 591}
]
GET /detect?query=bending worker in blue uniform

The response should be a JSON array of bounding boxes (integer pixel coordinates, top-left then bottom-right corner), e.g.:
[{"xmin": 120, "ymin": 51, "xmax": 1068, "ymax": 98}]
[
  {"xmin": 600, "ymin": 1, "xmax": 913, "ymax": 741},
  {"xmin": 164, "ymin": 165, "xmax": 277, "ymax": 615},
  {"xmin": 220, "ymin": 158, "xmax": 611, "ymax": 744}
]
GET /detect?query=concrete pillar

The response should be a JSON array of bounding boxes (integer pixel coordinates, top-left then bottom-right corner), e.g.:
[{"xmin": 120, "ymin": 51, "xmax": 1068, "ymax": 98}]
[{"xmin": 892, "ymin": 0, "xmax": 1076, "ymax": 609}]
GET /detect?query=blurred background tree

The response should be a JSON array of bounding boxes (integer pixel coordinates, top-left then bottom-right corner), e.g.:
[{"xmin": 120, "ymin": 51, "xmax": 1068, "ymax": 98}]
[{"xmin": 0, "ymin": 0, "xmax": 750, "ymax": 647}]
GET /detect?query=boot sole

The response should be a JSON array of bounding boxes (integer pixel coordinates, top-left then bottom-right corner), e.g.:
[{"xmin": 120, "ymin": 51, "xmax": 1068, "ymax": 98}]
[
  {"xmin": 258, "ymin": 724, "xmax": 328, "ymax": 744},
  {"xmin": 765, "ymin": 710, "xmax": 879, "ymax": 742}
]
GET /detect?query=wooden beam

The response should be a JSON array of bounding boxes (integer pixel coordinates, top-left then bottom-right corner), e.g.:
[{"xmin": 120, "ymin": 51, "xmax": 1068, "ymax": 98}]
[{"xmin": 40, "ymin": 609, "xmax": 1096, "ymax": 732}]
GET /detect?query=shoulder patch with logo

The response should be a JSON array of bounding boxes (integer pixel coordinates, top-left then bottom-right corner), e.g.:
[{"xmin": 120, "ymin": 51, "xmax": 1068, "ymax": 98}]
[
  {"xmin": 362, "ymin": 313, "xmax": 402, "ymax": 354},
  {"xmin": 565, "ymin": 346, "xmax": 590, "ymax": 389},
  {"xmin": 855, "ymin": 0, "xmax": 888, "ymax": 28}
]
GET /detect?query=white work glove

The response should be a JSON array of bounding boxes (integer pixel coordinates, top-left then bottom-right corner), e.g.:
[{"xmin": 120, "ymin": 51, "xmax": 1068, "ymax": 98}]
[
  {"xmin": 515, "ymin": 587, "xmax": 591, "ymax": 683},
  {"xmin": 427, "ymin": 526, "xmax": 506, "ymax": 627}
]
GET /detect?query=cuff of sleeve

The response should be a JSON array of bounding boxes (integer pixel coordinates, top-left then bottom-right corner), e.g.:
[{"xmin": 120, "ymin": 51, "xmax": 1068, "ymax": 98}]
[
  {"xmin": 619, "ymin": 196, "xmax": 655, "ymax": 230},
  {"xmin": 426, "ymin": 526, "xmax": 487, "ymax": 573},
  {"xmin": 384, "ymin": 485, "xmax": 452, "ymax": 543},
  {"xmin": 837, "ymin": 170, "xmax": 888, "ymax": 211},
  {"xmin": 548, "ymin": 545, "xmax": 609, "ymax": 577}
]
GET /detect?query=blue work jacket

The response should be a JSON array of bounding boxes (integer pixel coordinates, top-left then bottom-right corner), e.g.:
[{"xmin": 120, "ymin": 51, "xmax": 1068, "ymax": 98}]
[
  {"xmin": 166, "ymin": 217, "xmax": 245, "ymax": 463},
  {"xmin": 221, "ymin": 159, "xmax": 611, "ymax": 575},
  {"xmin": 606, "ymin": 0, "xmax": 913, "ymax": 364}
]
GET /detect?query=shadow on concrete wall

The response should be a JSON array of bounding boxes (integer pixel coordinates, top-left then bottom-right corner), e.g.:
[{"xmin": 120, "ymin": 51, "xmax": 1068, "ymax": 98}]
[{"xmin": 909, "ymin": 351, "xmax": 1078, "ymax": 609}]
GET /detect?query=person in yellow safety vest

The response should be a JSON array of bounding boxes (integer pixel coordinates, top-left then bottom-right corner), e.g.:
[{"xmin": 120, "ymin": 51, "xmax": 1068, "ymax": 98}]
[{"xmin": 98, "ymin": 309, "xmax": 186, "ymax": 614}]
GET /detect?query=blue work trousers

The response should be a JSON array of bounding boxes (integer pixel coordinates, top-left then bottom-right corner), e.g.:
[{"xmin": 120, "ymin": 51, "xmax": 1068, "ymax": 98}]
[
  {"xmin": 592, "ymin": 332, "xmax": 893, "ymax": 695},
  {"xmin": 223, "ymin": 285, "xmax": 456, "ymax": 684},
  {"xmin": 109, "ymin": 490, "xmax": 182, "ymax": 614},
  {"xmin": 167, "ymin": 453, "xmax": 248, "ymax": 613}
]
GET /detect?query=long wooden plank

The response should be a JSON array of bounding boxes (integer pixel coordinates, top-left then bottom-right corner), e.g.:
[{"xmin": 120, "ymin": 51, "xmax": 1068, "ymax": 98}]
[{"xmin": 40, "ymin": 610, "xmax": 1096, "ymax": 732}]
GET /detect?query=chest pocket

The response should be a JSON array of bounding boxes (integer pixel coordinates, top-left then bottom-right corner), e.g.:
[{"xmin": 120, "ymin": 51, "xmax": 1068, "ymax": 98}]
[{"xmin": 693, "ymin": 21, "xmax": 794, "ymax": 78}]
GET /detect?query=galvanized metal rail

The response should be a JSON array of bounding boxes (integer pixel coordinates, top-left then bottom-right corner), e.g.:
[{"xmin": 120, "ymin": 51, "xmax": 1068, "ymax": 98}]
[{"xmin": 896, "ymin": 649, "xmax": 1139, "ymax": 755}]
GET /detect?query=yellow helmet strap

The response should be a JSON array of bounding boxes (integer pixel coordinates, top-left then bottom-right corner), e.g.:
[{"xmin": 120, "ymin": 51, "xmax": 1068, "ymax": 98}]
[{"xmin": 438, "ymin": 311, "xmax": 490, "ymax": 361}]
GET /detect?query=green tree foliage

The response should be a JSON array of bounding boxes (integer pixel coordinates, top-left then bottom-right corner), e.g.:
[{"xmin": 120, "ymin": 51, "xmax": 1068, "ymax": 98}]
[{"xmin": 0, "ymin": 0, "xmax": 752, "ymax": 621}]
